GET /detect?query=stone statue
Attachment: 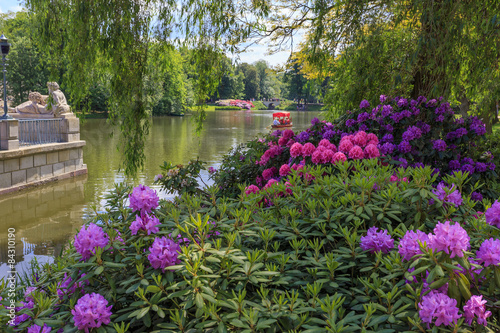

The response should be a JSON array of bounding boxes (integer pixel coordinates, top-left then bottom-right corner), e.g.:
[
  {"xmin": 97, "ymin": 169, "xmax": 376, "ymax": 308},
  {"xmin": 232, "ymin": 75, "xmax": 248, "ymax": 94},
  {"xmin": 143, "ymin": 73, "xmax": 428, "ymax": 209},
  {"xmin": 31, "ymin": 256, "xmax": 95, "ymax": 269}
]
[{"xmin": 9, "ymin": 82, "xmax": 72, "ymax": 118}]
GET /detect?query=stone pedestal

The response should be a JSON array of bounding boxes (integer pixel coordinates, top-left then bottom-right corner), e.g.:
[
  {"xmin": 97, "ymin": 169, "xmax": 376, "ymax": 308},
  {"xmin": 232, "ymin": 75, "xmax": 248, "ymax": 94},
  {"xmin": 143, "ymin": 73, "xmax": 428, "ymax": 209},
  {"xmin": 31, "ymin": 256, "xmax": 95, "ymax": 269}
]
[
  {"xmin": 60, "ymin": 114, "xmax": 80, "ymax": 142},
  {"xmin": 0, "ymin": 118, "xmax": 19, "ymax": 150}
]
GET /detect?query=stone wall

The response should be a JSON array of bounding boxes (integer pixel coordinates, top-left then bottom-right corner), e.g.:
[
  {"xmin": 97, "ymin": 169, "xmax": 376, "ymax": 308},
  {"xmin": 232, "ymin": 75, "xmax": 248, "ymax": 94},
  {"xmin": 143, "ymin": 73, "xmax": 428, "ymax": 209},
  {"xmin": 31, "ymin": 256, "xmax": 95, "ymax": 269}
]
[{"xmin": 0, "ymin": 141, "xmax": 87, "ymax": 194}]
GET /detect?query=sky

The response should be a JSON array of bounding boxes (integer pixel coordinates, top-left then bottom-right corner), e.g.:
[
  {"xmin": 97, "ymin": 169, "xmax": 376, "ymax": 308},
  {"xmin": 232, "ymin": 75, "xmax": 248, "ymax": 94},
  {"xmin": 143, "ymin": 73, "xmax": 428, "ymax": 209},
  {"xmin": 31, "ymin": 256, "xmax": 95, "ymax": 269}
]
[
  {"xmin": 0, "ymin": 0, "xmax": 22, "ymax": 14},
  {"xmin": 0, "ymin": 0, "xmax": 300, "ymax": 67}
]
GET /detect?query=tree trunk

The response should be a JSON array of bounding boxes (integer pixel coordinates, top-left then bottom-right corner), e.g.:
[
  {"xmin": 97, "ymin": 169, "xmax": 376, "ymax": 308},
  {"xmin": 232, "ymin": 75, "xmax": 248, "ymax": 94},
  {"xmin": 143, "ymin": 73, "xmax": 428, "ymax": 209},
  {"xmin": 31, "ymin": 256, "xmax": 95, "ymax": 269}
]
[{"xmin": 458, "ymin": 96, "xmax": 470, "ymax": 118}]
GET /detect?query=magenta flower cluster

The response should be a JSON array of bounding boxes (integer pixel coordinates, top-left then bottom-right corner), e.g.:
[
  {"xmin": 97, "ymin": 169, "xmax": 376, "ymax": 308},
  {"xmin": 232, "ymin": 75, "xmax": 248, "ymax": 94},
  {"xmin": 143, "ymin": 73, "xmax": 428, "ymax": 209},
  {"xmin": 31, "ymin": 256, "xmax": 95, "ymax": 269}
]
[
  {"xmin": 129, "ymin": 184, "xmax": 159, "ymax": 213},
  {"xmin": 419, "ymin": 292, "xmax": 461, "ymax": 327},
  {"xmin": 360, "ymin": 226, "xmax": 394, "ymax": 253},
  {"xmin": 398, "ymin": 230, "xmax": 429, "ymax": 261},
  {"xmin": 432, "ymin": 183, "xmax": 463, "ymax": 207},
  {"xmin": 72, "ymin": 293, "xmax": 112, "ymax": 332},
  {"xmin": 148, "ymin": 236, "xmax": 181, "ymax": 272},
  {"xmin": 27, "ymin": 324, "xmax": 52, "ymax": 333},
  {"xmin": 130, "ymin": 212, "xmax": 160, "ymax": 235},
  {"xmin": 74, "ymin": 223, "xmax": 109, "ymax": 261},
  {"xmin": 485, "ymin": 201, "xmax": 500, "ymax": 228},
  {"xmin": 428, "ymin": 221, "xmax": 469, "ymax": 258},
  {"xmin": 476, "ymin": 238, "xmax": 500, "ymax": 267},
  {"xmin": 463, "ymin": 295, "xmax": 492, "ymax": 326}
]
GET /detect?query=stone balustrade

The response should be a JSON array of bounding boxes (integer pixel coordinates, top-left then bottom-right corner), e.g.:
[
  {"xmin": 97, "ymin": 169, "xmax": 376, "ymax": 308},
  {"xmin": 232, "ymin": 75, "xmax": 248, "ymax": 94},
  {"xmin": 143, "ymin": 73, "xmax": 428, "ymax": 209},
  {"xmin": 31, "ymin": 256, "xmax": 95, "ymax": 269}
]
[{"xmin": 0, "ymin": 116, "xmax": 87, "ymax": 194}]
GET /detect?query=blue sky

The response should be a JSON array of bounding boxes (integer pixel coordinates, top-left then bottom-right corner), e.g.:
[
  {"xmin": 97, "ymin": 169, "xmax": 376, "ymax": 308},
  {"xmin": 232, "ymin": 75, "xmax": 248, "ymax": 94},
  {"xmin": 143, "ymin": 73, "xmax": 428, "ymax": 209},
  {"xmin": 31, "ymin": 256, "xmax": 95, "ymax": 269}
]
[
  {"xmin": 0, "ymin": 0, "xmax": 22, "ymax": 13},
  {"xmin": 0, "ymin": 0, "xmax": 297, "ymax": 66}
]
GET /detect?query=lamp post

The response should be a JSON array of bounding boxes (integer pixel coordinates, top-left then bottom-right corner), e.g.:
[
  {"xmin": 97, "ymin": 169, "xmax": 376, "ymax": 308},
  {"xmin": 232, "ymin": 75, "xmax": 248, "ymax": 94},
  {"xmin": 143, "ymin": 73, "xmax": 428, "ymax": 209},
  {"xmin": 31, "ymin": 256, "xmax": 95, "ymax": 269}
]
[{"xmin": 0, "ymin": 34, "xmax": 11, "ymax": 119}]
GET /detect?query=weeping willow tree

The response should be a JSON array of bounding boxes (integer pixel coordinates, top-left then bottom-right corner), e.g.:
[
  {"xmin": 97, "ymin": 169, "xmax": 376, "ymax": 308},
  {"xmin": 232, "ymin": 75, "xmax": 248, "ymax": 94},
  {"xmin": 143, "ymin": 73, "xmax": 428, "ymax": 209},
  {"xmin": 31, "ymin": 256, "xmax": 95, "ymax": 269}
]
[
  {"xmin": 253, "ymin": 0, "xmax": 500, "ymax": 127},
  {"xmin": 25, "ymin": 0, "xmax": 269, "ymax": 175}
]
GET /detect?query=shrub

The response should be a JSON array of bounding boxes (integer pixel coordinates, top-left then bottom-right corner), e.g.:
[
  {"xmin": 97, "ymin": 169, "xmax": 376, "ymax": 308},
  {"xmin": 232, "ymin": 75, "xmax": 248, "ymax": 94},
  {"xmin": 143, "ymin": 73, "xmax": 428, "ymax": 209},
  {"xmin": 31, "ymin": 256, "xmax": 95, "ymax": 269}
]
[
  {"xmin": 331, "ymin": 96, "xmax": 498, "ymax": 199},
  {"xmin": 251, "ymin": 100, "xmax": 267, "ymax": 110},
  {"xmin": 215, "ymin": 106, "xmax": 242, "ymax": 110},
  {"xmin": 2, "ymin": 163, "xmax": 499, "ymax": 332}
]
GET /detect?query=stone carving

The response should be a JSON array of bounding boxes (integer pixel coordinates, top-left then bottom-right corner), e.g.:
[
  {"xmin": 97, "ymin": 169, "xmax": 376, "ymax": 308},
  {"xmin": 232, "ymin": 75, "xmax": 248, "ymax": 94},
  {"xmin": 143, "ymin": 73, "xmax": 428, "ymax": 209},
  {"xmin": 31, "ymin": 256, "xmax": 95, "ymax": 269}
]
[{"xmin": 9, "ymin": 82, "xmax": 72, "ymax": 118}]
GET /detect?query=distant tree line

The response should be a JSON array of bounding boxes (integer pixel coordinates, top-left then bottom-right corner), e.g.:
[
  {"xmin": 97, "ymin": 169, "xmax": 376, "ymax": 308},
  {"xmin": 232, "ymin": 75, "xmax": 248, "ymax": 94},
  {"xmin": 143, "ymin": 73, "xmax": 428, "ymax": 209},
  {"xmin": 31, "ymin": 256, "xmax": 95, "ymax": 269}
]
[{"xmin": 0, "ymin": 10, "xmax": 325, "ymax": 117}]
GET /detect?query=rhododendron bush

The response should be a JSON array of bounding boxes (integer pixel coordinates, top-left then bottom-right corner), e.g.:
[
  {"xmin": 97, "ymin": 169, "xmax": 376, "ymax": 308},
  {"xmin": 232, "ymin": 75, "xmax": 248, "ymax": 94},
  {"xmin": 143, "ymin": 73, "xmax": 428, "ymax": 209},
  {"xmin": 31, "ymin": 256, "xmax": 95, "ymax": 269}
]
[
  {"xmin": 332, "ymin": 96, "xmax": 498, "ymax": 199},
  {"xmin": 1, "ymin": 160, "xmax": 499, "ymax": 332}
]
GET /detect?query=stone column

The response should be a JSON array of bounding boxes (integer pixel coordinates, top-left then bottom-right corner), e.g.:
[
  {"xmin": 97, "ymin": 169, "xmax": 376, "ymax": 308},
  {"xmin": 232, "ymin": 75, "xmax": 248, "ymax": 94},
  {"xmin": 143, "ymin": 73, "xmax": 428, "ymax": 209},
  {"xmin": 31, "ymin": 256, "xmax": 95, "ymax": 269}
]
[
  {"xmin": 60, "ymin": 114, "xmax": 80, "ymax": 142},
  {"xmin": 0, "ymin": 118, "xmax": 19, "ymax": 150}
]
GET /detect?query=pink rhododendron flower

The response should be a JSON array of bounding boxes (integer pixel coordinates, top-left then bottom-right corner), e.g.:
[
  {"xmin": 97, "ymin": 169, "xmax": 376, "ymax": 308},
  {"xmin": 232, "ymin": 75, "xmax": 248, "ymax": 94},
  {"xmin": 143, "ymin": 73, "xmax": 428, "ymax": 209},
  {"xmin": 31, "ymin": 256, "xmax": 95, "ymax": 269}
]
[
  {"xmin": 263, "ymin": 179, "xmax": 279, "ymax": 190},
  {"xmin": 348, "ymin": 146, "xmax": 364, "ymax": 159},
  {"xmin": 129, "ymin": 185, "xmax": 159, "ymax": 214},
  {"xmin": 332, "ymin": 152, "xmax": 347, "ymax": 163},
  {"xmin": 311, "ymin": 150, "xmax": 323, "ymax": 164},
  {"xmin": 148, "ymin": 236, "xmax": 181, "ymax": 272},
  {"xmin": 302, "ymin": 143, "xmax": 316, "ymax": 157},
  {"xmin": 74, "ymin": 223, "xmax": 109, "ymax": 261},
  {"xmin": 353, "ymin": 131, "xmax": 368, "ymax": 147},
  {"xmin": 364, "ymin": 144, "xmax": 380, "ymax": 159},
  {"xmin": 282, "ymin": 129, "xmax": 295, "ymax": 139},
  {"xmin": 245, "ymin": 185, "xmax": 260, "ymax": 195},
  {"xmin": 463, "ymin": 295, "xmax": 491, "ymax": 326},
  {"xmin": 278, "ymin": 136, "xmax": 288, "ymax": 146},
  {"xmin": 72, "ymin": 293, "xmax": 112, "ymax": 332},
  {"xmin": 262, "ymin": 167, "xmax": 276, "ymax": 181},
  {"xmin": 485, "ymin": 201, "xmax": 500, "ymax": 228},
  {"xmin": 476, "ymin": 238, "xmax": 500, "ymax": 267},
  {"xmin": 428, "ymin": 221, "xmax": 469, "ymax": 258},
  {"xmin": 419, "ymin": 292, "xmax": 461, "ymax": 327},
  {"xmin": 279, "ymin": 164, "xmax": 291, "ymax": 177},
  {"xmin": 318, "ymin": 139, "xmax": 331, "ymax": 148},
  {"xmin": 315, "ymin": 145, "xmax": 327, "ymax": 153},
  {"xmin": 398, "ymin": 230, "xmax": 429, "ymax": 261},
  {"xmin": 360, "ymin": 227, "xmax": 394, "ymax": 253},
  {"xmin": 338, "ymin": 139, "xmax": 354, "ymax": 154},
  {"xmin": 367, "ymin": 133, "xmax": 378, "ymax": 145},
  {"xmin": 290, "ymin": 142, "xmax": 303, "ymax": 158},
  {"xmin": 322, "ymin": 150, "xmax": 335, "ymax": 164}
]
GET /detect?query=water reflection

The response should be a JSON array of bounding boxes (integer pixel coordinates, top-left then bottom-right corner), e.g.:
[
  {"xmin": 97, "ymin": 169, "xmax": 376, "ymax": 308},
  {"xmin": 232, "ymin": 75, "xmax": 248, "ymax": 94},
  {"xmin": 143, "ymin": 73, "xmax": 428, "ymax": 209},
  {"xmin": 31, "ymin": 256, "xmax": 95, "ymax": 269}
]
[{"xmin": 0, "ymin": 110, "xmax": 320, "ymax": 279}]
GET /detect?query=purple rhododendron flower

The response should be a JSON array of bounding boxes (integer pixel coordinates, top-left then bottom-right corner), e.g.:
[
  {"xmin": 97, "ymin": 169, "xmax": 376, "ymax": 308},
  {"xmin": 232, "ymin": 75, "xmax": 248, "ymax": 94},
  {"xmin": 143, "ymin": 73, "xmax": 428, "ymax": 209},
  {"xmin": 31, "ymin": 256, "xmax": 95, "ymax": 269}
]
[
  {"xmin": 461, "ymin": 163, "xmax": 475, "ymax": 174},
  {"xmin": 74, "ymin": 223, "xmax": 109, "ymax": 261},
  {"xmin": 471, "ymin": 191, "xmax": 483, "ymax": 202},
  {"xmin": 380, "ymin": 95, "xmax": 387, "ymax": 103},
  {"xmin": 475, "ymin": 162, "xmax": 487, "ymax": 173},
  {"xmin": 397, "ymin": 98, "xmax": 408, "ymax": 108},
  {"xmin": 27, "ymin": 324, "xmax": 52, "ymax": 333},
  {"xmin": 311, "ymin": 117, "xmax": 320, "ymax": 125},
  {"xmin": 381, "ymin": 134, "xmax": 394, "ymax": 143},
  {"xmin": 463, "ymin": 295, "xmax": 491, "ymax": 326},
  {"xmin": 345, "ymin": 119, "xmax": 356, "ymax": 128},
  {"xmin": 398, "ymin": 141, "xmax": 412, "ymax": 154},
  {"xmin": 426, "ymin": 99, "xmax": 438, "ymax": 107},
  {"xmin": 130, "ymin": 213, "xmax": 160, "ymax": 235},
  {"xmin": 148, "ymin": 236, "xmax": 181, "ymax": 272},
  {"xmin": 432, "ymin": 140, "xmax": 447, "ymax": 151},
  {"xmin": 323, "ymin": 130, "xmax": 335, "ymax": 140},
  {"xmin": 429, "ymin": 221, "xmax": 469, "ymax": 258},
  {"xmin": 419, "ymin": 292, "xmax": 461, "ymax": 327},
  {"xmin": 359, "ymin": 99, "xmax": 370, "ymax": 109},
  {"xmin": 432, "ymin": 183, "xmax": 463, "ymax": 207},
  {"xmin": 72, "ymin": 293, "xmax": 112, "ymax": 332},
  {"xmin": 357, "ymin": 112, "xmax": 369, "ymax": 122},
  {"xmin": 476, "ymin": 238, "xmax": 500, "ymax": 267},
  {"xmin": 379, "ymin": 142, "xmax": 395, "ymax": 155},
  {"xmin": 398, "ymin": 230, "xmax": 429, "ymax": 261},
  {"xmin": 360, "ymin": 226, "xmax": 394, "ymax": 253},
  {"xmin": 402, "ymin": 126, "xmax": 422, "ymax": 141},
  {"xmin": 129, "ymin": 185, "xmax": 159, "ymax": 214},
  {"xmin": 296, "ymin": 131, "xmax": 310, "ymax": 142},
  {"xmin": 485, "ymin": 201, "xmax": 500, "ymax": 228},
  {"xmin": 449, "ymin": 160, "xmax": 460, "ymax": 170}
]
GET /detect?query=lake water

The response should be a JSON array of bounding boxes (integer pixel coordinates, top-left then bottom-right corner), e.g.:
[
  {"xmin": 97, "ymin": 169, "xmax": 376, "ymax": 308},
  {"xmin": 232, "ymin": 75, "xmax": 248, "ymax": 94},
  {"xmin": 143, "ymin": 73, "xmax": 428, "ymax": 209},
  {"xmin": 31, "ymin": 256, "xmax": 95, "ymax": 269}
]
[{"xmin": 0, "ymin": 110, "xmax": 320, "ymax": 279}]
